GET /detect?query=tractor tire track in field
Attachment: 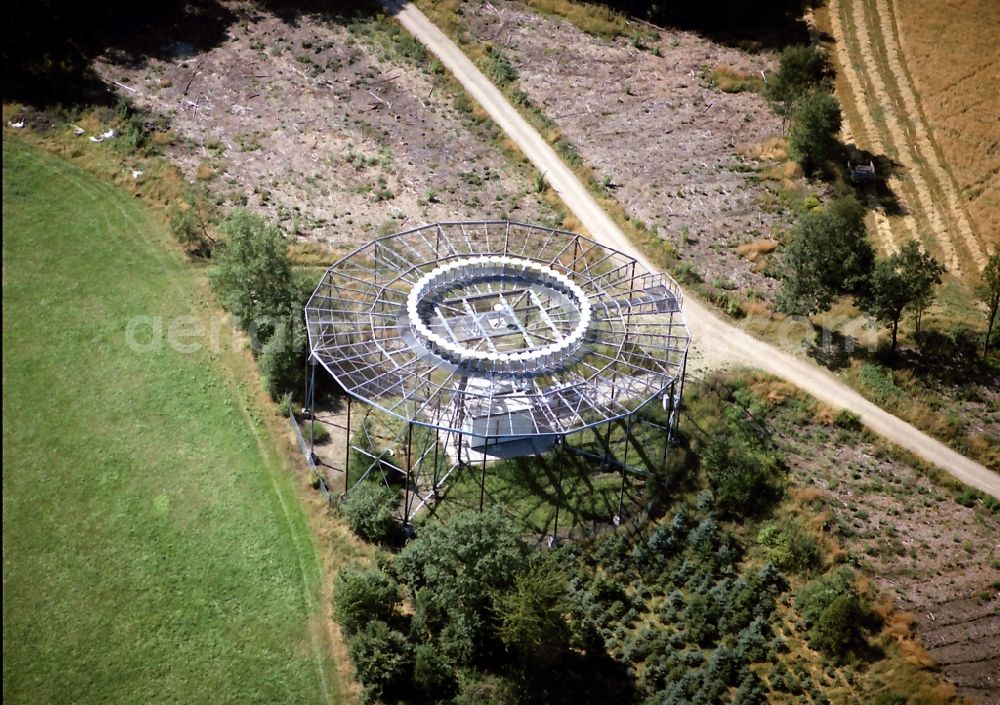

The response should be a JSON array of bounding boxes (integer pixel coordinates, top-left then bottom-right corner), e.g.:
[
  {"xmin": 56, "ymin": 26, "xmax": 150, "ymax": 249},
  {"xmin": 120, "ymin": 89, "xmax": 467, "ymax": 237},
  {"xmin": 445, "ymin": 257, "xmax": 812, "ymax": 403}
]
[
  {"xmin": 876, "ymin": 0, "xmax": 989, "ymax": 266},
  {"xmin": 824, "ymin": 0, "xmax": 911, "ymax": 255},
  {"xmin": 846, "ymin": 0, "xmax": 960, "ymax": 272}
]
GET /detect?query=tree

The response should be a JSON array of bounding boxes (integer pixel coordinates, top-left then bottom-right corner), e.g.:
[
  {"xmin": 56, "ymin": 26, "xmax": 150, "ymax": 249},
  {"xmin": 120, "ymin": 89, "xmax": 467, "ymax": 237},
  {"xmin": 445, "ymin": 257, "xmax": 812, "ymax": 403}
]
[
  {"xmin": 862, "ymin": 240, "xmax": 945, "ymax": 354},
  {"xmin": 765, "ymin": 44, "xmax": 832, "ymax": 109},
  {"xmin": 413, "ymin": 644, "xmax": 458, "ymax": 700},
  {"xmin": 976, "ymin": 252, "xmax": 1000, "ymax": 353},
  {"xmin": 259, "ymin": 269, "xmax": 318, "ymax": 400},
  {"xmin": 809, "ymin": 593, "xmax": 862, "ymax": 657},
  {"xmin": 340, "ymin": 481, "xmax": 398, "ymax": 544},
  {"xmin": 210, "ymin": 208, "xmax": 292, "ymax": 339},
  {"xmin": 788, "ymin": 90, "xmax": 842, "ymax": 175},
  {"xmin": 333, "ymin": 565, "xmax": 401, "ymax": 635},
  {"xmin": 497, "ymin": 556, "xmax": 572, "ymax": 670},
  {"xmin": 778, "ymin": 196, "xmax": 874, "ymax": 314},
  {"xmin": 396, "ymin": 509, "xmax": 529, "ymax": 664},
  {"xmin": 257, "ymin": 328, "xmax": 306, "ymax": 400},
  {"xmin": 169, "ymin": 192, "xmax": 217, "ymax": 257}
]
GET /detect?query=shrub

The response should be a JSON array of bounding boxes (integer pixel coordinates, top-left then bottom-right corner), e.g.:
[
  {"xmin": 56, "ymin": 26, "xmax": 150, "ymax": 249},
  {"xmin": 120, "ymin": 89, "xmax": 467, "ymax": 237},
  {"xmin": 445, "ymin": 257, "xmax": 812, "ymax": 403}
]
[
  {"xmin": 169, "ymin": 198, "xmax": 216, "ymax": 257},
  {"xmin": 396, "ymin": 509, "xmax": 529, "ymax": 664},
  {"xmin": 765, "ymin": 44, "xmax": 832, "ymax": 108},
  {"xmin": 796, "ymin": 568, "xmax": 869, "ymax": 658},
  {"xmin": 810, "ymin": 593, "xmax": 862, "ymax": 656},
  {"xmin": 778, "ymin": 195, "xmax": 873, "ymax": 314},
  {"xmin": 413, "ymin": 643, "xmax": 457, "ymax": 700},
  {"xmin": 346, "ymin": 619, "xmax": 413, "ymax": 705},
  {"xmin": 702, "ymin": 434, "xmax": 785, "ymax": 517},
  {"xmin": 258, "ymin": 327, "xmax": 307, "ymax": 400},
  {"xmin": 341, "ymin": 481, "xmax": 398, "ymax": 543},
  {"xmin": 756, "ymin": 517, "xmax": 821, "ymax": 573},
  {"xmin": 210, "ymin": 209, "xmax": 292, "ymax": 336},
  {"xmin": 834, "ymin": 409, "xmax": 863, "ymax": 432},
  {"xmin": 333, "ymin": 565, "xmax": 401, "ymax": 635},
  {"xmin": 484, "ymin": 44, "xmax": 517, "ymax": 86}
]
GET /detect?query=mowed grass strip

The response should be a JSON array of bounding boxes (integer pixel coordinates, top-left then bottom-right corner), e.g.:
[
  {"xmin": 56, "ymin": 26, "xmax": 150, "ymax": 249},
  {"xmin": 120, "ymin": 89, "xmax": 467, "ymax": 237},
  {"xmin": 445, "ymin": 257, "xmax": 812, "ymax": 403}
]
[{"xmin": 2, "ymin": 139, "xmax": 334, "ymax": 705}]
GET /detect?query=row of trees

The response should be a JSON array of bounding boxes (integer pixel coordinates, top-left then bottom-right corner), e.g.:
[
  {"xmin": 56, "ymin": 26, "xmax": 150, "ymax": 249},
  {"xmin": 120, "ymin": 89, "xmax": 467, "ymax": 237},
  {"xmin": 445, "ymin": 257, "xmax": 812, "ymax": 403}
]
[
  {"xmin": 765, "ymin": 44, "xmax": 842, "ymax": 176},
  {"xmin": 777, "ymin": 195, "xmax": 962, "ymax": 354},
  {"xmin": 765, "ymin": 46, "xmax": 1000, "ymax": 356}
]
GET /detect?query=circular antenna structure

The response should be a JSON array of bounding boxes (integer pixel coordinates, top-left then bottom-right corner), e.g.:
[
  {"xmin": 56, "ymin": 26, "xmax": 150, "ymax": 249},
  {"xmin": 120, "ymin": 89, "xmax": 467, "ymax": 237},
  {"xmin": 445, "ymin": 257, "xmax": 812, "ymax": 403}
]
[{"xmin": 306, "ymin": 222, "xmax": 689, "ymax": 449}]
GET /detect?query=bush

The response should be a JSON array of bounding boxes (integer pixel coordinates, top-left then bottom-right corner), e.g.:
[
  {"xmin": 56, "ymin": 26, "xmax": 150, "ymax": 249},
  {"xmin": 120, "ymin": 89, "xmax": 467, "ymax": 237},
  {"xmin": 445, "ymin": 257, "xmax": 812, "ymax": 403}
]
[
  {"xmin": 302, "ymin": 420, "xmax": 330, "ymax": 445},
  {"xmin": 333, "ymin": 565, "xmax": 401, "ymax": 635},
  {"xmin": 413, "ymin": 644, "xmax": 457, "ymax": 700},
  {"xmin": 756, "ymin": 518, "xmax": 821, "ymax": 573},
  {"xmin": 210, "ymin": 209, "xmax": 292, "ymax": 336},
  {"xmin": 258, "ymin": 326, "xmax": 307, "ymax": 400},
  {"xmin": 341, "ymin": 481, "xmax": 398, "ymax": 543},
  {"xmin": 346, "ymin": 619, "xmax": 413, "ymax": 705},
  {"xmin": 765, "ymin": 44, "xmax": 832, "ymax": 108},
  {"xmin": 396, "ymin": 509, "xmax": 529, "ymax": 664},
  {"xmin": 484, "ymin": 44, "xmax": 517, "ymax": 86},
  {"xmin": 834, "ymin": 409, "xmax": 863, "ymax": 432},
  {"xmin": 810, "ymin": 593, "xmax": 862, "ymax": 656},
  {"xmin": 778, "ymin": 195, "xmax": 874, "ymax": 314},
  {"xmin": 702, "ymin": 434, "xmax": 785, "ymax": 517},
  {"xmin": 796, "ymin": 568, "xmax": 869, "ymax": 657},
  {"xmin": 169, "ymin": 198, "xmax": 216, "ymax": 257}
]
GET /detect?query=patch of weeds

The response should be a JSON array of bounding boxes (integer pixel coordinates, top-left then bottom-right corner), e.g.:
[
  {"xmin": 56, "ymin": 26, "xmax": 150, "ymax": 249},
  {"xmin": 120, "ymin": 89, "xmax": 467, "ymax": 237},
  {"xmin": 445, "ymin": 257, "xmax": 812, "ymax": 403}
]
[
  {"xmin": 858, "ymin": 364, "xmax": 903, "ymax": 404},
  {"xmin": 675, "ymin": 262, "xmax": 703, "ymax": 285},
  {"xmin": 483, "ymin": 44, "xmax": 517, "ymax": 87}
]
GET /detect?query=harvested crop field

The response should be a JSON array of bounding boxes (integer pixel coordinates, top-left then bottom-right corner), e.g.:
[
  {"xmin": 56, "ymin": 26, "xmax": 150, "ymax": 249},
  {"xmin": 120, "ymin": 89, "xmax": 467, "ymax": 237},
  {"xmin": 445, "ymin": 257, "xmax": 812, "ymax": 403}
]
[
  {"xmin": 452, "ymin": 0, "xmax": 800, "ymax": 302},
  {"xmin": 821, "ymin": 0, "xmax": 997, "ymax": 280},
  {"xmin": 92, "ymin": 3, "xmax": 554, "ymax": 250},
  {"xmin": 893, "ymin": 0, "xmax": 1000, "ymax": 265}
]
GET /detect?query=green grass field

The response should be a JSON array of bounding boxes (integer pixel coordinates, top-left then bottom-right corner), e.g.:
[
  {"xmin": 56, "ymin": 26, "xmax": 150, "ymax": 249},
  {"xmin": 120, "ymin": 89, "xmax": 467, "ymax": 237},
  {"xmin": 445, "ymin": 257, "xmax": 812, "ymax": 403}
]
[{"xmin": 2, "ymin": 139, "xmax": 336, "ymax": 705}]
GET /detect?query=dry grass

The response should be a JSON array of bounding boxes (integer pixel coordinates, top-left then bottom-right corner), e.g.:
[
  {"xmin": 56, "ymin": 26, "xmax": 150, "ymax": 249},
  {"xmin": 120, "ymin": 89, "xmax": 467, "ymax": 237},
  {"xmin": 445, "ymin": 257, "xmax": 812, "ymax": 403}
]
[
  {"xmin": 738, "ymin": 136, "xmax": 788, "ymax": 161},
  {"xmin": 736, "ymin": 238, "xmax": 778, "ymax": 260},
  {"xmin": 523, "ymin": 0, "xmax": 631, "ymax": 38},
  {"xmin": 706, "ymin": 65, "xmax": 763, "ymax": 94},
  {"xmin": 894, "ymin": 0, "xmax": 1000, "ymax": 257},
  {"xmin": 195, "ymin": 162, "xmax": 215, "ymax": 180}
]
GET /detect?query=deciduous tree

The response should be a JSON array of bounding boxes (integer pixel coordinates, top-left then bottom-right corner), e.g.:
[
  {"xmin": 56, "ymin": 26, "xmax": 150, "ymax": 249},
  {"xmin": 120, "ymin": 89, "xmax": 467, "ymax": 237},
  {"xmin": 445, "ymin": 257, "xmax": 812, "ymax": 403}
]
[
  {"xmin": 497, "ymin": 556, "xmax": 572, "ymax": 670},
  {"xmin": 765, "ymin": 44, "xmax": 832, "ymax": 109},
  {"xmin": 862, "ymin": 240, "xmax": 945, "ymax": 354},
  {"xmin": 396, "ymin": 509, "xmax": 529, "ymax": 663},
  {"xmin": 333, "ymin": 565, "xmax": 401, "ymax": 635},
  {"xmin": 976, "ymin": 252, "xmax": 1000, "ymax": 353},
  {"xmin": 210, "ymin": 208, "xmax": 292, "ymax": 338},
  {"xmin": 788, "ymin": 90, "xmax": 842, "ymax": 175},
  {"xmin": 778, "ymin": 196, "xmax": 873, "ymax": 314}
]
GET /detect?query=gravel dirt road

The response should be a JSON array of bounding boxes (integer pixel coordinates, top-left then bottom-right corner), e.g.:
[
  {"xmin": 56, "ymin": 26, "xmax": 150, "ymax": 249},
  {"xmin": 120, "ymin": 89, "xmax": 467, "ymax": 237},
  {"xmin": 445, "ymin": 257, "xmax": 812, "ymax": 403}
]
[{"xmin": 382, "ymin": 0, "xmax": 1000, "ymax": 500}]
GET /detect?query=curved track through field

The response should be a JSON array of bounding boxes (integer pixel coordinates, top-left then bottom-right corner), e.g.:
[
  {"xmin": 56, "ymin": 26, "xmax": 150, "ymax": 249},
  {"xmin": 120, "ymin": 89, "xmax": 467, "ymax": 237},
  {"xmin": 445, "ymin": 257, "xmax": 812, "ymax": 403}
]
[{"xmin": 379, "ymin": 0, "xmax": 1000, "ymax": 500}]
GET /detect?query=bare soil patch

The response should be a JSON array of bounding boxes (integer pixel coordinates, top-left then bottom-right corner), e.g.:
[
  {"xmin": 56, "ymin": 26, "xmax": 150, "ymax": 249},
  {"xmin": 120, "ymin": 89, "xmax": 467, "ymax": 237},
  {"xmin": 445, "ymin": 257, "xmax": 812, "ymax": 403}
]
[
  {"xmin": 457, "ymin": 0, "xmax": 799, "ymax": 303},
  {"xmin": 92, "ymin": 2, "xmax": 554, "ymax": 250}
]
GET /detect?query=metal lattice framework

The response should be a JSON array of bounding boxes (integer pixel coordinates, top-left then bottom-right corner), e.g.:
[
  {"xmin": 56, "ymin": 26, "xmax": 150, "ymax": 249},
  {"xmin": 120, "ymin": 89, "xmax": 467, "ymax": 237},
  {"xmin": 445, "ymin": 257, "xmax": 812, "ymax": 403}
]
[{"xmin": 304, "ymin": 222, "xmax": 690, "ymax": 526}]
